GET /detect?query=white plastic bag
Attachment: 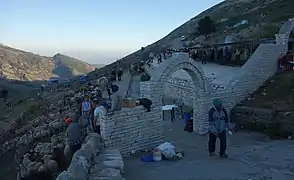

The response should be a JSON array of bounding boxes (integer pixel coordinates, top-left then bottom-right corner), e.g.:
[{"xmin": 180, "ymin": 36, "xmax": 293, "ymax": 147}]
[{"xmin": 156, "ymin": 142, "xmax": 176, "ymax": 158}]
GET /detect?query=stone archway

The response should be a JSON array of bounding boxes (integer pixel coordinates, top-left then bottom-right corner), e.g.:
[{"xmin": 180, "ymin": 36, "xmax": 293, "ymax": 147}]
[{"xmin": 146, "ymin": 53, "xmax": 212, "ymax": 134}]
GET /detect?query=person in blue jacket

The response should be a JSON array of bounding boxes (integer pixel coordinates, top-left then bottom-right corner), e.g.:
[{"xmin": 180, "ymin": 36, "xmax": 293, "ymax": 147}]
[{"xmin": 208, "ymin": 98, "xmax": 230, "ymax": 158}]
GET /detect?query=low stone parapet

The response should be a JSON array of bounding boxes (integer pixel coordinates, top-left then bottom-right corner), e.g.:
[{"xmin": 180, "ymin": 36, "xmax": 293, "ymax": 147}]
[
  {"xmin": 101, "ymin": 105, "xmax": 163, "ymax": 156},
  {"xmin": 56, "ymin": 133, "xmax": 124, "ymax": 180}
]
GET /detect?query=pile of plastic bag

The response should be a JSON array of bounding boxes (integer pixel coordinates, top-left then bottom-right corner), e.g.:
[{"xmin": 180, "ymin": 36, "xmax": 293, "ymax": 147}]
[
  {"xmin": 140, "ymin": 142, "xmax": 184, "ymax": 162},
  {"xmin": 157, "ymin": 142, "xmax": 184, "ymax": 161}
]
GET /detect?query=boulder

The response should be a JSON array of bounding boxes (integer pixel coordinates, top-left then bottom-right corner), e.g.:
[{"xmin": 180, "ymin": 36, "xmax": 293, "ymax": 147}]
[
  {"xmin": 64, "ymin": 144, "xmax": 71, "ymax": 160},
  {"xmin": 67, "ymin": 152, "xmax": 90, "ymax": 180},
  {"xmin": 38, "ymin": 165, "xmax": 46, "ymax": 172},
  {"xmin": 46, "ymin": 160, "xmax": 58, "ymax": 175},
  {"xmin": 56, "ymin": 171, "xmax": 70, "ymax": 180}
]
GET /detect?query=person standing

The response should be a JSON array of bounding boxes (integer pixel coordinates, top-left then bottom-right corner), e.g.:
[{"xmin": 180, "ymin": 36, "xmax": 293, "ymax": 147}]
[
  {"xmin": 235, "ymin": 47, "xmax": 241, "ymax": 65},
  {"xmin": 66, "ymin": 118, "xmax": 82, "ymax": 158},
  {"xmin": 92, "ymin": 99, "xmax": 106, "ymax": 135},
  {"xmin": 208, "ymin": 98, "xmax": 230, "ymax": 158},
  {"xmin": 109, "ymin": 85, "xmax": 122, "ymax": 113},
  {"xmin": 117, "ymin": 68, "xmax": 123, "ymax": 81},
  {"xmin": 106, "ymin": 79, "xmax": 112, "ymax": 99},
  {"xmin": 202, "ymin": 49, "xmax": 207, "ymax": 64},
  {"xmin": 111, "ymin": 69, "xmax": 117, "ymax": 82},
  {"xmin": 81, "ymin": 94, "xmax": 91, "ymax": 115},
  {"xmin": 157, "ymin": 53, "xmax": 162, "ymax": 64}
]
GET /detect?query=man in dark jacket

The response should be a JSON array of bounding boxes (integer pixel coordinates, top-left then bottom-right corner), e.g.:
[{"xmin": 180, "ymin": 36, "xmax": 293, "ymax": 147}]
[
  {"xmin": 208, "ymin": 98, "xmax": 230, "ymax": 158},
  {"xmin": 66, "ymin": 119, "xmax": 82, "ymax": 158},
  {"xmin": 111, "ymin": 69, "xmax": 117, "ymax": 81},
  {"xmin": 117, "ymin": 68, "xmax": 123, "ymax": 81}
]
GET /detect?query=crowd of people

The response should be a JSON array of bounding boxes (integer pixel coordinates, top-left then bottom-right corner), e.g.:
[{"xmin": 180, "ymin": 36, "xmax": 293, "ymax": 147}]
[
  {"xmin": 146, "ymin": 49, "xmax": 174, "ymax": 65},
  {"xmin": 65, "ymin": 67, "xmax": 153, "ymax": 158},
  {"xmin": 189, "ymin": 46, "xmax": 251, "ymax": 65},
  {"xmin": 65, "ymin": 75, "xmax": 122, "ymax": 157}
]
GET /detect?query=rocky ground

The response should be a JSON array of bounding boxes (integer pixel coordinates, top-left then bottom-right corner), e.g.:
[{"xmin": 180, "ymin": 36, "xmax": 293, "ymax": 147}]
[
  {"xmin": 124, "ymin": 116, "xmax": 294, "ymax": 180},
  {"xmin": 231, "ymin": 71, "xmax": 294, "ymax": 138},
  {"xmin": 123, "ymin": 72, "xmax": 294, "ymax": 180},
  {"xmin": 0, "ymin": 88, "xmax": 77, "ymax": 180}
]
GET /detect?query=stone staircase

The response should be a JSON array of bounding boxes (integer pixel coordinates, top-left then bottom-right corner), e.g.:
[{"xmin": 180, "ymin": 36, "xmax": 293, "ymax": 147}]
[{"xmin": 228, "ymin": 43, "xmax": 288, "ymax": 105}]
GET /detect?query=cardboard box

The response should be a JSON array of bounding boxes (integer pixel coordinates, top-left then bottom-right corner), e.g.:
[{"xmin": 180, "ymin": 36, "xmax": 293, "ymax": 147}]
[{"xmin": 121, "ymin": 99, "xmax": 137, "ymax": 108}]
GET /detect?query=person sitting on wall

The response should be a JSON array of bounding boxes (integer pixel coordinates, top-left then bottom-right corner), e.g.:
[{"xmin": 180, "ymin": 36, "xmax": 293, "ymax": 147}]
[
  {"xmin": 136, "ymin": 98, "xmax": 152, "ymax": 112},
  {"xmin": 65, "ymin": 117, "xmax": 82, "ymax": 159},
  {"xmin": 208, "ymin": 98, "xmax": 230, "ymax": 158}
]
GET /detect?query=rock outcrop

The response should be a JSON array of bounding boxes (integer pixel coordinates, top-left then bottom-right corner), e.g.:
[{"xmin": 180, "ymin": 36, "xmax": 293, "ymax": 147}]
[
  {"xmin": 231, "ymin": 106, "xmax": 294, "ymax": 138},
  {"xmin": 56, "ymin": 133, "xmax": 125, "ymax": 180}
]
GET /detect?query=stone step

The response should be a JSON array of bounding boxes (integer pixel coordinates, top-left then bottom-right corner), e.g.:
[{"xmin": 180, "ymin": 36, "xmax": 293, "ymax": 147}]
[{"xmin": 90, "ymin": 148, "xmax": 124, "ymax": 180}]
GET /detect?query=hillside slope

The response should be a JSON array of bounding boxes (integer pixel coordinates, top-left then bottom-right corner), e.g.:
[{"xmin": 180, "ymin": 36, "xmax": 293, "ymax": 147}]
[
  {"xmin": 52, "ymin": 53, "xmax": 95, "ymax": 79},
  {"xmin": 111, "ymin": 0, "xmax": 293, "ymax": 69},
  {"xmin": 0, "ymin": 45, "xmax": 94, "ymax": 81},
  {"xmin": 160, "ymin": 0, "xmax": 294, "ymax": 45},
  {"xmin": 231, "ymin": 71, "xmax": 294, "ymax": 138}
]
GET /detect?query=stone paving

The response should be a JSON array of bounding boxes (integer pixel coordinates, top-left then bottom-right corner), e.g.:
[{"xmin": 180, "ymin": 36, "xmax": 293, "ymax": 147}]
[{"xmin": 124, "ymin": 117, "xmax": 294, "ymax": 180}]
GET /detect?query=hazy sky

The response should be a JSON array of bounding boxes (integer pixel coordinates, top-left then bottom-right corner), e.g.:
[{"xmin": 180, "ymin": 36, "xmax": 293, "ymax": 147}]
[{"xmin": 1, "ymin": 0, "xmax": 223, "ymax": 64}]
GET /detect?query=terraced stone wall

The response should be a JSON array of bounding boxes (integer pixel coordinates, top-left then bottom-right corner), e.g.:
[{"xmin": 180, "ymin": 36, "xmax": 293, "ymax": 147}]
[{"xmin": 101, "ymin": 106, "xmax": 163, "ymax": 155}]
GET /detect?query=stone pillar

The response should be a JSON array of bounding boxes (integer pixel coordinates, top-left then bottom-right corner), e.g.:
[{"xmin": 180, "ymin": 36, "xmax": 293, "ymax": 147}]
[
  {"xmin": 192, "ymin": 92, "xmax": 210, "ymax": 134},
  {"xmin": 140, "ymin": 81, "xmax": 162, "ymax": 105}
]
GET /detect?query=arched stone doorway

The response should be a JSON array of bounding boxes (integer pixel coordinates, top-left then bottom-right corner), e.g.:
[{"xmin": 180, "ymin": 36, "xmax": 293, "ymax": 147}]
[{"xmin": 144, "ymin": 53, "xmax": 212, "ymax": 134}]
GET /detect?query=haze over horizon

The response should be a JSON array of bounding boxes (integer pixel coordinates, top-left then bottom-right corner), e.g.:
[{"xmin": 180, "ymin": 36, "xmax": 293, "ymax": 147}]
[{"xmin": 1, "ymin": 0, "xmax": 223, "ymax": 64}]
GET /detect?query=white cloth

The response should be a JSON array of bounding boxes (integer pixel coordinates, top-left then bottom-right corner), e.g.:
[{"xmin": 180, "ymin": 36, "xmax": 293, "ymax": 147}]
[
  {"xmin": 162, "ymin": 105, "xmax": 178, "ymax": 111},
  {"xmin": 94, "ymin": 106, "xmax": 106, "ymax": 126}
]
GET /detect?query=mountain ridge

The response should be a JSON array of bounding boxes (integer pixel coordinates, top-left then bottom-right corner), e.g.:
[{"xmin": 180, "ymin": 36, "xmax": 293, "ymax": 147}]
[
  {"xmin": 108, "ymin": 0, "xmax": 293, "ymax": 70},
  {"xmin": 0, "ymin": 44, "xmax": 95, "ymax": 81}
]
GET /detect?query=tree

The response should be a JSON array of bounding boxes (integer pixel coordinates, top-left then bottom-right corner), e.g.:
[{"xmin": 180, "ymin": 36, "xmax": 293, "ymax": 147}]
[{"xmin": 197, "ymin": 16, "xmax": 216, "ymax": 39}]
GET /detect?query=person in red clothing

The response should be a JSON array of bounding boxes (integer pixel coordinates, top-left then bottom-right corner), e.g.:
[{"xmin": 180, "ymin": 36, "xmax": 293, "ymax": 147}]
[
  {"xmin": 285, "ymin": 52, "xmax": 294, "ymax": 71},
  {"xmin": 65, "ymin": 116, "xmax": 71, "ymax": 124},
  {"xmin": 277, "ymin": 53, "xmax": 286, "ymax": 71}
]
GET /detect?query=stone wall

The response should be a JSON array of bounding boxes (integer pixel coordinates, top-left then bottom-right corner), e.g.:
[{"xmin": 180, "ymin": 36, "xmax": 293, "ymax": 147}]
[
  {"xmin": 163, "ymin": 77, "xmax": 226, "ymax": 107},
  {"xmin": 229, "ymin": 44, "xmax": 287, "ymax": 105},
  {"xmin": 56, "ymin": 133, "xmax": 125, "ymax": 180},
  {"xmin": 101, "ymin": 106, "xmax": 163, "ymax": 155}
]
